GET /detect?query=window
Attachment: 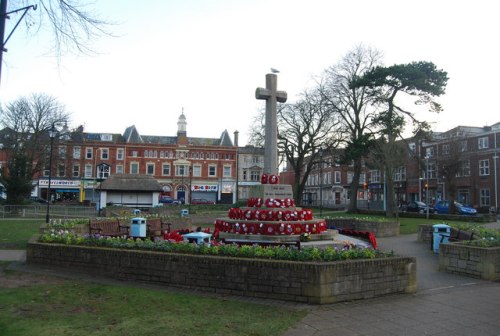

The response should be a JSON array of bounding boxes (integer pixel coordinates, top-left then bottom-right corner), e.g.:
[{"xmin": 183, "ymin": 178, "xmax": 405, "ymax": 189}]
[
  {"xmin": 58, "ymin": 146, "xmax": 66, "ymax": 157},
  {"xmin": 243, "ymin": 170, "xmax": 247, "ymax": 181},
  {"xmin": 223, "ymin": 165, "xmax": 231, "ymax": 177},
  {"xmin": 73, "ymin": 147, "xmax": 81, "ymax": 159},
  {"xmin": 480, "ymin": 189, "xmax": 490, "ymax": 207},
  {"xmin": 162, "ymin": 164, "xmax": 171, "ymax": 176},
  {"xmin": 117, "ymin": 148, "xmax": 124, "ymax": 160},
  {"xmin": 460, "ymin": 140, "xmax": 467, "ymax": 152},
  {"xmin": 131, "ymin": 151, "xmax": 138, "ymax": 157},
  {"xmin": 334, "ymin": 171, "xmax": 341, "ymax": 184},
  {"xmin": 84, "ymin": 164, "xmax": 92, "ymax": 178},
  {"xmin": 425, "ymin": 147, "xmax": 434, "ymax": 158},
  {"xmin": 193, "ymin": 165, "xmax": 201, "ymax": 177},
  {"xmin": 97, "ymin": 164, "xmax": 110, "ymax": 179},
  {"xmin": 394, "ymin": 167, "xmax": 406, "ymax": 181},
  {"xmin": 347, "ymin": 172, "xmax": 354, "ymax": 184},
  {"xmin": 442, "ymin": 144, "xmax": 449, "ymax": 155},
  {"xmin": 130, "ymin": 162, "xmax": 139, "ymax": 174},
  {"xmin": 116, "ymin": 165, "xmax": 124, "ymax": 174},
  {"xmin": 57, "ymin": 164, "xmax": 65, "ymax": 177},
  {"xmin": 86, "ymin": 148, "xmax": 93, "ymax": 159},
  {"xmin": 457, "ymin": 160, "xmax": 470, "ymax": 177},
  {"xmin": 425, "ymin": 161, "xmax": 436, "ymax": 179},
  {"xmin": 478, "ymin": 137, "xmax": 489, "ymax": 149},
  {"xmin": 101, "ymin": 148, "xmax": 109, "ymax": 160},
  {"xmin": 72, "ymin": 164, "xmax": 80, "ymax": 177},
  {"xmin": 370, "ymin": 170, "xmax": 380, "ymax": 183},
  {"xmin": 408, "ymin": 142, "xmax": 416, "ymax": 154},
  {"xmin": 250, "ymin": 170, "xmax": 260, "ymax": 181},
  {"xmin": 208, "ymin": 165, "xmax": 216, "ymax": 177},
  {"xmin": 146, "ymin": 163, "xmax": 155, "ymax": 175},
  {"xmin": 479, "ymin": 159, "xmax": 490, "ymax": 176},
  {"xmin": 176, "ymin": 164, "xmax": 187, "ymax": 176}
]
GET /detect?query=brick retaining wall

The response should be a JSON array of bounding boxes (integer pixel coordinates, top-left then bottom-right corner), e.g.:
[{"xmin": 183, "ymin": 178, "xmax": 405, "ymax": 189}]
[
  {"xmin": 27, "ymin": 240, "xmax": 416, "ymax": 304},
  {"xmin": 326, "ymin": 219, "xmax": 400, "ymax": 237},
  {"xmin": 439, "ymin": 243, "xmax": 500, "ymax": 281}
]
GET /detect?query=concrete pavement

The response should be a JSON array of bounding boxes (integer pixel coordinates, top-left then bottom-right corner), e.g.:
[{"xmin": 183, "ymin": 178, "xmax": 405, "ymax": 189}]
[{"xmin": 1, "ymin": 222, "xmax": 499, "ymax": 335}]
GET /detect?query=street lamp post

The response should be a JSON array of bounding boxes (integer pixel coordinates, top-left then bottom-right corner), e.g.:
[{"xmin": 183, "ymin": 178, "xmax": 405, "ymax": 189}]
[
  {"xmin": 425, "ymin": 155, "xmax": 430, "ymax": 219},
  {"xmin": 319, "ymin": 148, "xmax": 323, "ymax": 217},
  {"xmin": 188, "ymin": 166, "xmax": 192, "ymax": 213},
  {"xmin": 45, "ymin": 124, "xmax": 57, "ymax": 223}
]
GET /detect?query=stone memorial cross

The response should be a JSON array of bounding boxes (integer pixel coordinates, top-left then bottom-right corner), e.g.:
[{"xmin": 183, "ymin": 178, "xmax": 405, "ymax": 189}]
[{"xmin": 255, "ymin": 73, "xmax": 287, "ymax": 175}]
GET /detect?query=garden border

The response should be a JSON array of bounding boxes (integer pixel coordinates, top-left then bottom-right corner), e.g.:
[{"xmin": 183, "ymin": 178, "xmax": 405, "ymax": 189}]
[
  {"xmin": 27, "ymin": 237, "xmax": 416, "ymax": 304},
  {"xmin": 438, "ymin": 243, "xmax": 500, "ymax": 281}
]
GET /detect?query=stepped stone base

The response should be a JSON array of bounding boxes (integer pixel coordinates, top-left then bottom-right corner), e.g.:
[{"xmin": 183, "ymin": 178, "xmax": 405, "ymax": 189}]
[{"xmin": 219, "ymin": 229, "xmax": 338, "ymax": 242}]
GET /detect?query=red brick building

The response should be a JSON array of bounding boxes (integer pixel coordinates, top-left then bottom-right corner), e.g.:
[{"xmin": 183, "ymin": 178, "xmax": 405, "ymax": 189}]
[{"xmin": 32, "ymin": 113, "xmax": 238, "ymax": 207}]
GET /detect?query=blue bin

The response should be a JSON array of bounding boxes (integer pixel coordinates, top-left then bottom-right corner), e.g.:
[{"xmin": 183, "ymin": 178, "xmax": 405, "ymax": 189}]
[
  {"xmin": 130, "ymin": 217, "xmax": 146, "ymax": 238},
  {"xmin": 432, "ymin": 224, "xmax": 451, "ymax": 253},
  {"xmin": 180, "ymin": 209, "xmax": 189, "ymax": 217}
]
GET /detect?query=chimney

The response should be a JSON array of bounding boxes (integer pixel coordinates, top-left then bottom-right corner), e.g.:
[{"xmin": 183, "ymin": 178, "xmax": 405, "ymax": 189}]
[{"xmin": 233, "ymin": 130, "xmax": 239, "ymax": 147}]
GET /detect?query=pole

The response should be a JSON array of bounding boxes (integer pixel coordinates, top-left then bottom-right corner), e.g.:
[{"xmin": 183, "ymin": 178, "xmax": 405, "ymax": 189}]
[
  {"xmin": 45, "ymin": 125, "xmax": 56, "ymax": 223},
  {"xmin": 0, "ymin": 0, "xmax": 7, "ymax": 85},
  {"xmin": 494, "ymin": 131, "xmax": 498, "ymax": 214},
  {"xmin": 426, "ymin": 156, "xmax": 429, "ymax": 219},
  {"xmin": 319, "ymin": 149, "xmax": 323, "ymax": 217},
  {"xmin": 188, "ymin": 166, "xmax": 192, "ymax": 213}
]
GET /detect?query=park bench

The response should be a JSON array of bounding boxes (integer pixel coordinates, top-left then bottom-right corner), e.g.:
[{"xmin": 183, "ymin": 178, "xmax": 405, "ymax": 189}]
[
  {"xmin": 89, "ymin": 219, "xmax": 129, "ymax": 237},
  {"xmin": 440, "ymin": 228, "xmax": 476, "ymax": 243},
  {"xmin": 221, "ymin": 238, "xmax": 301, "ymax": 249},
  {"xmin": 146, "ymin": 218, "xmax": 171, "ymax": 239}
]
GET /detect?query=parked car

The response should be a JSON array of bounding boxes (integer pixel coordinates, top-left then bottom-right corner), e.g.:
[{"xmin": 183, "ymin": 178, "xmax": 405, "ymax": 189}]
[
  {"xmin": 190, "ymin": 198, "xmax": 215, "ymax": 205},
  {"xmin": 402, "ymin": 201, "xmax": 433, "ymax": 214},
  {"xmin": 159, "ymin": 195, "xmax": 180, "ymax": 204},
  {"xmin": 433, "ymin": 200, "xmax": 477, "ymax": 215}
]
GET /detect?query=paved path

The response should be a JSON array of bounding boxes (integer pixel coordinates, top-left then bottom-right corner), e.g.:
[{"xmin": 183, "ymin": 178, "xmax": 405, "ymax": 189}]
[
  {"xmin": 1, "ymin": 221, "xmax": 499, "ymax": 335},
  {"xmin": 283, "ymin": 221, "xmax": 500, "ymax": 336}
]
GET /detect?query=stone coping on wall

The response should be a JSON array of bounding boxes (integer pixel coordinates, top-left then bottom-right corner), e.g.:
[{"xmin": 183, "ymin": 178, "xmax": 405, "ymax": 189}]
[
  {"xmin": 326, "ymin": 218, "xmax": 400, "ymax": 237},
  {"xmin": 27, "ymin": 239, "xmax": 416, "ymax": 305},
  {"xmin": 439, "ymin": 242, "xmax": 500, "ymax": 281}
]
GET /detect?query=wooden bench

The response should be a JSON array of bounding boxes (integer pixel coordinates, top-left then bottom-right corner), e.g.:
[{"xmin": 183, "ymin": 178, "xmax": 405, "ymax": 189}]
[
  {"xmin": 222, "ymin": 239, "xmax": 301, "ymax": 249},
  {"xmin": 440, "ymin": 228, "xmax": 475, "ymax": 243},
  {"xmin": 89, "ymin": 220, "xmax": 129, "ymax": 237},
  {"xmin": 146, "ymin": 218, "xmax": 171, "ymax": 239}
]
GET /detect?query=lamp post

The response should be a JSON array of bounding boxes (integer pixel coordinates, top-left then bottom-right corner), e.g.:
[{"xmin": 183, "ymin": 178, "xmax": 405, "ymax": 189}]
[
  {"xmin": 319, "ymin": 148, "xmax": 323, "ymax": 217},
  {"xmin": 425, "ymin": 155, "xmax": 430, "ymax": 219},
  {"xmin": 188, "ymin": 166, "xmax": 192, "ymax": 213},
  {"xmin": 45, "ymin": 124, "xmax": 57, "ymax": 223}
]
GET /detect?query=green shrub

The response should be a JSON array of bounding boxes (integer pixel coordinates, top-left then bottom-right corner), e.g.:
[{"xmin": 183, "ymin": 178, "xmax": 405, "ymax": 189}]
[{"xmin": 38, "ymin": 229, "xmax": 393, "ymax": 262}]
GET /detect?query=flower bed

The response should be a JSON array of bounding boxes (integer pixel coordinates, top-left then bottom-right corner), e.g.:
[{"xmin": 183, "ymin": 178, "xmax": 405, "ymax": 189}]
[
  {"xmin": 439, "ymin": 243, "xmax": 500, "ymax": 281},
  {"xmin": 28, "ymin": 235, "xmax": 416, "ymax": 304}
]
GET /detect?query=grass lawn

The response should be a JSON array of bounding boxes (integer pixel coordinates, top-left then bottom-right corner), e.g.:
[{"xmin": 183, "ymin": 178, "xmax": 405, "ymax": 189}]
[
  {"xmin": 0, "ymin": 219, "xmax": 44, "ymax": 249},
  {"xmin": 0, "ymin": 262, "xmax": 305, "ymax": 336}
]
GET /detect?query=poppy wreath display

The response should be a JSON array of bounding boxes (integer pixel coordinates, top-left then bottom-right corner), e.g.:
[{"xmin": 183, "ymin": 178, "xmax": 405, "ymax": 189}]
[
  {"xmin": 265, "ymin": 198, "xmax": 276, "ymax": 208},
  {"xmin": 269, "ymin": 174, "xmax": 279, "ymax": 184},
  {"xmin": 244, "ymin": 209, "xmax": 255, "ymax": 220},
  {"xmin": 260, "ymin": 174, "xmax": 268, "ymax": 184}
]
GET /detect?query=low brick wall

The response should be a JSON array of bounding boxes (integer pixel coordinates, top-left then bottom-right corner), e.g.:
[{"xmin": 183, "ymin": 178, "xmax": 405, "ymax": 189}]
[
  {"xmin": 326, "ymin": 219, "xmax": 400, "ymax": 237},
  {"xmin": 27, "ymin": 240, "xmax": 416, "ymax": 304},
  {"xmin": 439, "ymin": 243, "xmax": 500, "ymax": 281}
]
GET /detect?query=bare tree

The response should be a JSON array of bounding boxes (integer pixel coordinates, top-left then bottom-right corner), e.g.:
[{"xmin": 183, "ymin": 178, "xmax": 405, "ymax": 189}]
[
  {"xmin": 277, "ymin": 89, "xmax": 342, "ymax": 203},
  {"xmin": 0, "ymin": 93, "xmax": 70, "ymax": 203},
  {"xmin": 1, "ymin": 0, "xmax": 113, "ymax": 81},
  {"xmin": 317, "ymin": 45, "xmax": 382, "ymax": 212}
]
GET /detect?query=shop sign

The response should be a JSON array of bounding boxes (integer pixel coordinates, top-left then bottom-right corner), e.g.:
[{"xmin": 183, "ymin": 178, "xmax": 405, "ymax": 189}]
[{"xmin": 191, "ymin": 185, "xmax": 218, "ymax": 192}]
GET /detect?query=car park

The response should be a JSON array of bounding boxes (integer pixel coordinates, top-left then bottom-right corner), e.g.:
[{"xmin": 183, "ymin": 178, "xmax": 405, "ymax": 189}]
[
  {"xmin": 190, "ymin": 198, "xmax": 215, "ymax": 205},
  {"xmin": 402, "ymin": 201, "xmax": 432, "ymax": 214},
  {"xmin": 433, "ymin": 200, "xmax": 477, "ymax": 215}
]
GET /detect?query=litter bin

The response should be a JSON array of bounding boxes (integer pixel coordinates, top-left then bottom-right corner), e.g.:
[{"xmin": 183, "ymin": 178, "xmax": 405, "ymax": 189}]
[
  {"xmin": 432, "ymin": 224, "xmax": 451, "ymax": 253},
  {"xmin": 180, "ymin": 209, "xmax": 189, "ymax": 217},
  {"xmin": 130, "ymin": 217, "xmax": 147, "ymax": 238}
]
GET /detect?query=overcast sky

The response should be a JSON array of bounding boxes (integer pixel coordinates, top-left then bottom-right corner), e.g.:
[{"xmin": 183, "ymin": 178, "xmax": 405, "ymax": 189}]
[{"xmin": 2, "ymin": 0, "xmax": 499, "ymax": 146}]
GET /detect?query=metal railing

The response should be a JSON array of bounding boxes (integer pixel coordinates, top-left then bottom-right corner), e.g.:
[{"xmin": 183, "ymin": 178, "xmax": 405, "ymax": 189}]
[{"xmin": 0, "ymin": 204, "xmax": 97, "ymax": 219}]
